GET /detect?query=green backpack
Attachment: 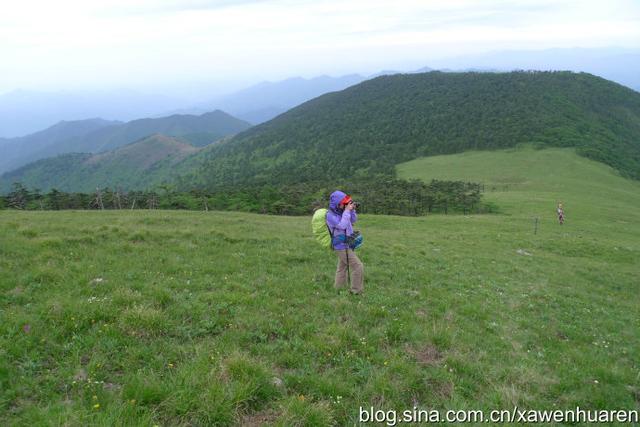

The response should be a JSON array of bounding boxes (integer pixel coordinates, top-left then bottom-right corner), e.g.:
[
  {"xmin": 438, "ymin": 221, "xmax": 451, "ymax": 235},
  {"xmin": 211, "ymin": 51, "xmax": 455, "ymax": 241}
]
[{"xmin": 311, "ymin": 208, "xmax": 332, "ymax": 249}]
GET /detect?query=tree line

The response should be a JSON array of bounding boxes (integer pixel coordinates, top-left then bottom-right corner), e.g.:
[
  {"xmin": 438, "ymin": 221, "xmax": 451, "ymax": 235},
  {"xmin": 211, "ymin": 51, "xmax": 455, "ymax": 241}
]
[{"xmin": 1, "ymin": 179, "xmax": 485, "ymax": 216}]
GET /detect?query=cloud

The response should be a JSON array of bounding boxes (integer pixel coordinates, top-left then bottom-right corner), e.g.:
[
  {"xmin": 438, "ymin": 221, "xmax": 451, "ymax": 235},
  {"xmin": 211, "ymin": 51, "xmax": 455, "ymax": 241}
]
[
  {"xmin": 1, "ymin": 0, "xmax": 638, "ymax": 92},
  {"xmin": 96, "ymin": 0, "xmax": 275, "ymax": 16}
]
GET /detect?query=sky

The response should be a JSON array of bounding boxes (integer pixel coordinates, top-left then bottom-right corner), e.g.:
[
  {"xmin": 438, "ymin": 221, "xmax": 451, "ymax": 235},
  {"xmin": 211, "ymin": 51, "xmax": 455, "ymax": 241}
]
[{"xmin": 1, "ymin": 0, "xmax": 639, "ymax": 96}]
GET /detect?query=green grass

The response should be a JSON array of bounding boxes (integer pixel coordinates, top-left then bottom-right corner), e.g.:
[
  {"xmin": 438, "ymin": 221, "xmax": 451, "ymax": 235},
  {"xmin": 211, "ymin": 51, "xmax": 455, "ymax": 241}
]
[
  {"xmin": 398, "ymin": 145, "xmax": 640, "ymax": 220},
  {"xmin": 1, "ymin": 147, "xmax": 639, "ymax": 425}
]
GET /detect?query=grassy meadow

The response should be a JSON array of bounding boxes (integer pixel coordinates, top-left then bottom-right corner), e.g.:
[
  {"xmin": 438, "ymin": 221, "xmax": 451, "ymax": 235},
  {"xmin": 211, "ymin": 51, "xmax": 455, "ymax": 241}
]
[{"xmin": 1, "ymin": 147, "xmax": 639, "ymax": 425}]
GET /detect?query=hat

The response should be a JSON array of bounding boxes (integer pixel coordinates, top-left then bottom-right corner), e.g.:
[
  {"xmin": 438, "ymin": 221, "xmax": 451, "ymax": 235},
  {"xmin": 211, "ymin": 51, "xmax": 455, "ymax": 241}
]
[{"xmin": 339, "ymin": 195, "xmax": 352, "ymax": 205}]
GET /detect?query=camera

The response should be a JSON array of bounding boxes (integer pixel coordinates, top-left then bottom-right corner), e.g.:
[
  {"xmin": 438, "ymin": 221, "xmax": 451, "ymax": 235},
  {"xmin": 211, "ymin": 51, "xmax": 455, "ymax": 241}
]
[{"xmin": 350, "ymin": 201, "xmax": 360, "ymax": 209}]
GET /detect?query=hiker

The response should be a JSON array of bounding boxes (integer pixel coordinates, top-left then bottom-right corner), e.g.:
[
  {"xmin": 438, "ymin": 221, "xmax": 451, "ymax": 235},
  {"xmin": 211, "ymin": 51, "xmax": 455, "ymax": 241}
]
[
  {"xmin": 326, "ymin": 190, "xmax": 364, "ymax": 294},
  {"xmin": 557, "ymin": 202, "xmax": 565, "ymax": 225}
]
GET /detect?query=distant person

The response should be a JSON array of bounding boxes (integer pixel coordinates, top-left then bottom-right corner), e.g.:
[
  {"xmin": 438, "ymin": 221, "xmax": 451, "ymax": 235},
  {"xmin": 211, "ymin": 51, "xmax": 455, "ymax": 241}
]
[
  {"xmin": 326, "ymin": 190, "xmax": 364, "ymax": 294},
  {"xmin": 557, "ymin": 202, "xmax": 565, "ymax": 225}
]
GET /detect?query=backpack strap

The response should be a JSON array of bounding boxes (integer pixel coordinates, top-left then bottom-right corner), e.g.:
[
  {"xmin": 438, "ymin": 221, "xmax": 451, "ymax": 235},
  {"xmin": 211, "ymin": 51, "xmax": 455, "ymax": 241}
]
[
  {"xmin": 326, "ymin": 211, "xmax": 335, "ymax": 249},
  {"xmin": 326, "ymin": 223, "xmax": 335, "ymax": 238}
]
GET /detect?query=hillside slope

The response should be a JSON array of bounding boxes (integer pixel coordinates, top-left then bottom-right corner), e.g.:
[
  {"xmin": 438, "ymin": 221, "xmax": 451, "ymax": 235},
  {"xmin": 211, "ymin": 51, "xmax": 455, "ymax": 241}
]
[
  {"xmin": 398, "ymin": 145, "xmax": 640, "ymax": 221},
  {"xmin": 58, "ymin": 110, "xmax": 250, "ymax": 153},
  {"xmin": 0, "ymin": 135, "xmax": 202, "ymax": 193},
  {"xmin": 0, "ymin": 111, "xmax": 250, "ymax": 175},
  {"xmin": 178, "ymin": 71, "xmax": 640, "ymax": 191},
  {"xmin": 0, "ymin": 118, "xmax": 119, "ymax": 174}
]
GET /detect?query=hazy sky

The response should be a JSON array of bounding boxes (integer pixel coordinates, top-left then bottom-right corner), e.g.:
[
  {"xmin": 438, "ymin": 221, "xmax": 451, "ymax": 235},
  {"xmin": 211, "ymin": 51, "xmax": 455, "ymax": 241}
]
[{"xmin": 1, "ymin": 0, "xmax": 639, "ymax": 96}]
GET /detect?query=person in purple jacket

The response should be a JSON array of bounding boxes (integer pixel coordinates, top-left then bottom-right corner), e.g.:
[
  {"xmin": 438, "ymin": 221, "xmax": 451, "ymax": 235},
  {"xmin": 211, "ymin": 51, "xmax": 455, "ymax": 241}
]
[{"xmin": 326, "ymin": 190, "xmax": 364, "ymax": 294}]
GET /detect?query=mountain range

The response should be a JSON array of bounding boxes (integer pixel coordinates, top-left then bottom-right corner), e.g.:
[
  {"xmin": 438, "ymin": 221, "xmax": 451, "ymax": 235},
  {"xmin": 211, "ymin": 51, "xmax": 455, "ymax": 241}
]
[
  {"xmin": 3, "ymin": 47, "xmax": 638, "ymax": 140},
  {"xmin": 3, "ymin": 70, "xmax": 639, "ymax": 195},
  {"xmin": 0, "ymin": 110, "xmax": 250, "ymax": 175},
  {"xmin": 198, "ymin": 74, "xmax": 368, "ymax": 124},
  {"xmin": 0, "ymin": 89, "xmax": 185, "ymax": 138}
]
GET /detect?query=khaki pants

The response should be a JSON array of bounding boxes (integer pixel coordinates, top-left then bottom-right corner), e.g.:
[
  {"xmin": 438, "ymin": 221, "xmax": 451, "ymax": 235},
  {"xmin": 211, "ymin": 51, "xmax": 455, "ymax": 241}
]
[{"xmin": 334, "ymin": 249, "xmax": 364, "ymax": 293}]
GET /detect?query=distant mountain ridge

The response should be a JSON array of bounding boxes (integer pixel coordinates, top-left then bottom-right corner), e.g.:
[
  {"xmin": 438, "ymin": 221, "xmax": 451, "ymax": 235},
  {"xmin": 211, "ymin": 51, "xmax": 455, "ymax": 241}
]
[
  {"xmin": 3, "ymin": 47, "xmax": 638, "ymax": 138},
  {"xmin": 195, "ymin": 69, "xmax": 437, "ymax": 124},
  {"xmin": 198, "ymin": 74, "xmax": 367, "ymax": 124},
  {"xmin": 0, "ymin": 89, "xmax": 183, "ymax": 138},
  {"xmin": 0, "ymin": 118, "xmax": 119, "ymax": 175},
  {"xmin": 0, "ymin": 110, "xmax": 250, "ymax": 174},
  {"xmin": 50, "ymin": 110, "xmax": 250, "ymax": 153},
  {"xmin": 1, "ymin": 134, "xmax": 204, "ymax": 193}
]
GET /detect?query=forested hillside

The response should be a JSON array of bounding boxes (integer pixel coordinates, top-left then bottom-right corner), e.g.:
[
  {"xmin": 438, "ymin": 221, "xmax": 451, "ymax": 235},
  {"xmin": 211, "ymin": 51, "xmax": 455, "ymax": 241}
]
[
  {"xmin": 0, "ymin": 110, "xmax": 250, "ymax": 175},
  {"xmin": 30, "ymin": 110, "xmax": 250, "ymax": 157},
  {"xmin": 176, "ymin": 71, "xmax": 640, "ymax": 190},
  {"xmin": 0, "ymin": 118, "xmax": 119, "ymax": 174},
  {"xmin": 0, "ymin": 135, "xmax": 204, "ymax": 193}
]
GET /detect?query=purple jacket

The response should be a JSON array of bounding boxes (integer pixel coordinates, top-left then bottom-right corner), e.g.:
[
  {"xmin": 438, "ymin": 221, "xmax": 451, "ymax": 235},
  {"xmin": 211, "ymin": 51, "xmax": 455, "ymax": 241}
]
[{"xmin": 326, "ymin": 190, "xmax": 357, "ymax": 250}]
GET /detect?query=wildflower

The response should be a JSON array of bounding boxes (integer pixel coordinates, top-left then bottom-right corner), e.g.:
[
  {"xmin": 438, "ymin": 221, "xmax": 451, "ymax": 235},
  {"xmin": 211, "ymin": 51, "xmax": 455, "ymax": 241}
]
[
  {"xmin": 168, "ymin": 363, "xmax": 174, "ymax": 368},
  {"xmin": 298, "ymin": 394, "xmax": 305, "ymax": 401},
  {"xmin": 93, "ymin": 403, "xmax": 100, "ymax": 409},
  {"xmin": 92, "ymin": 395, "xmax": 97, "ymax": 400}
]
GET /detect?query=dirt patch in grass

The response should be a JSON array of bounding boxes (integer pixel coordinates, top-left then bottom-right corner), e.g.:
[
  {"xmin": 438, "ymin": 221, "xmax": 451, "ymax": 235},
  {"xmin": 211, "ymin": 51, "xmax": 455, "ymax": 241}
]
[
  {"xmin": 240, "ymin": 409, "xmax": 279, "ymax": 426},
  {"xmin": 8, "ymin": 286, "xmax": 24, "ymax": 296},
  {"xmin": 73, "ymin": 368, "xmax": 88, "ymax": 382},
  {"xmin": 412, "ymin": 344, "xmax": 443, "ymax": 366},
  {"xmin": 103, "ymin": 382, "xmax": 122, "ymax": 392}
]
